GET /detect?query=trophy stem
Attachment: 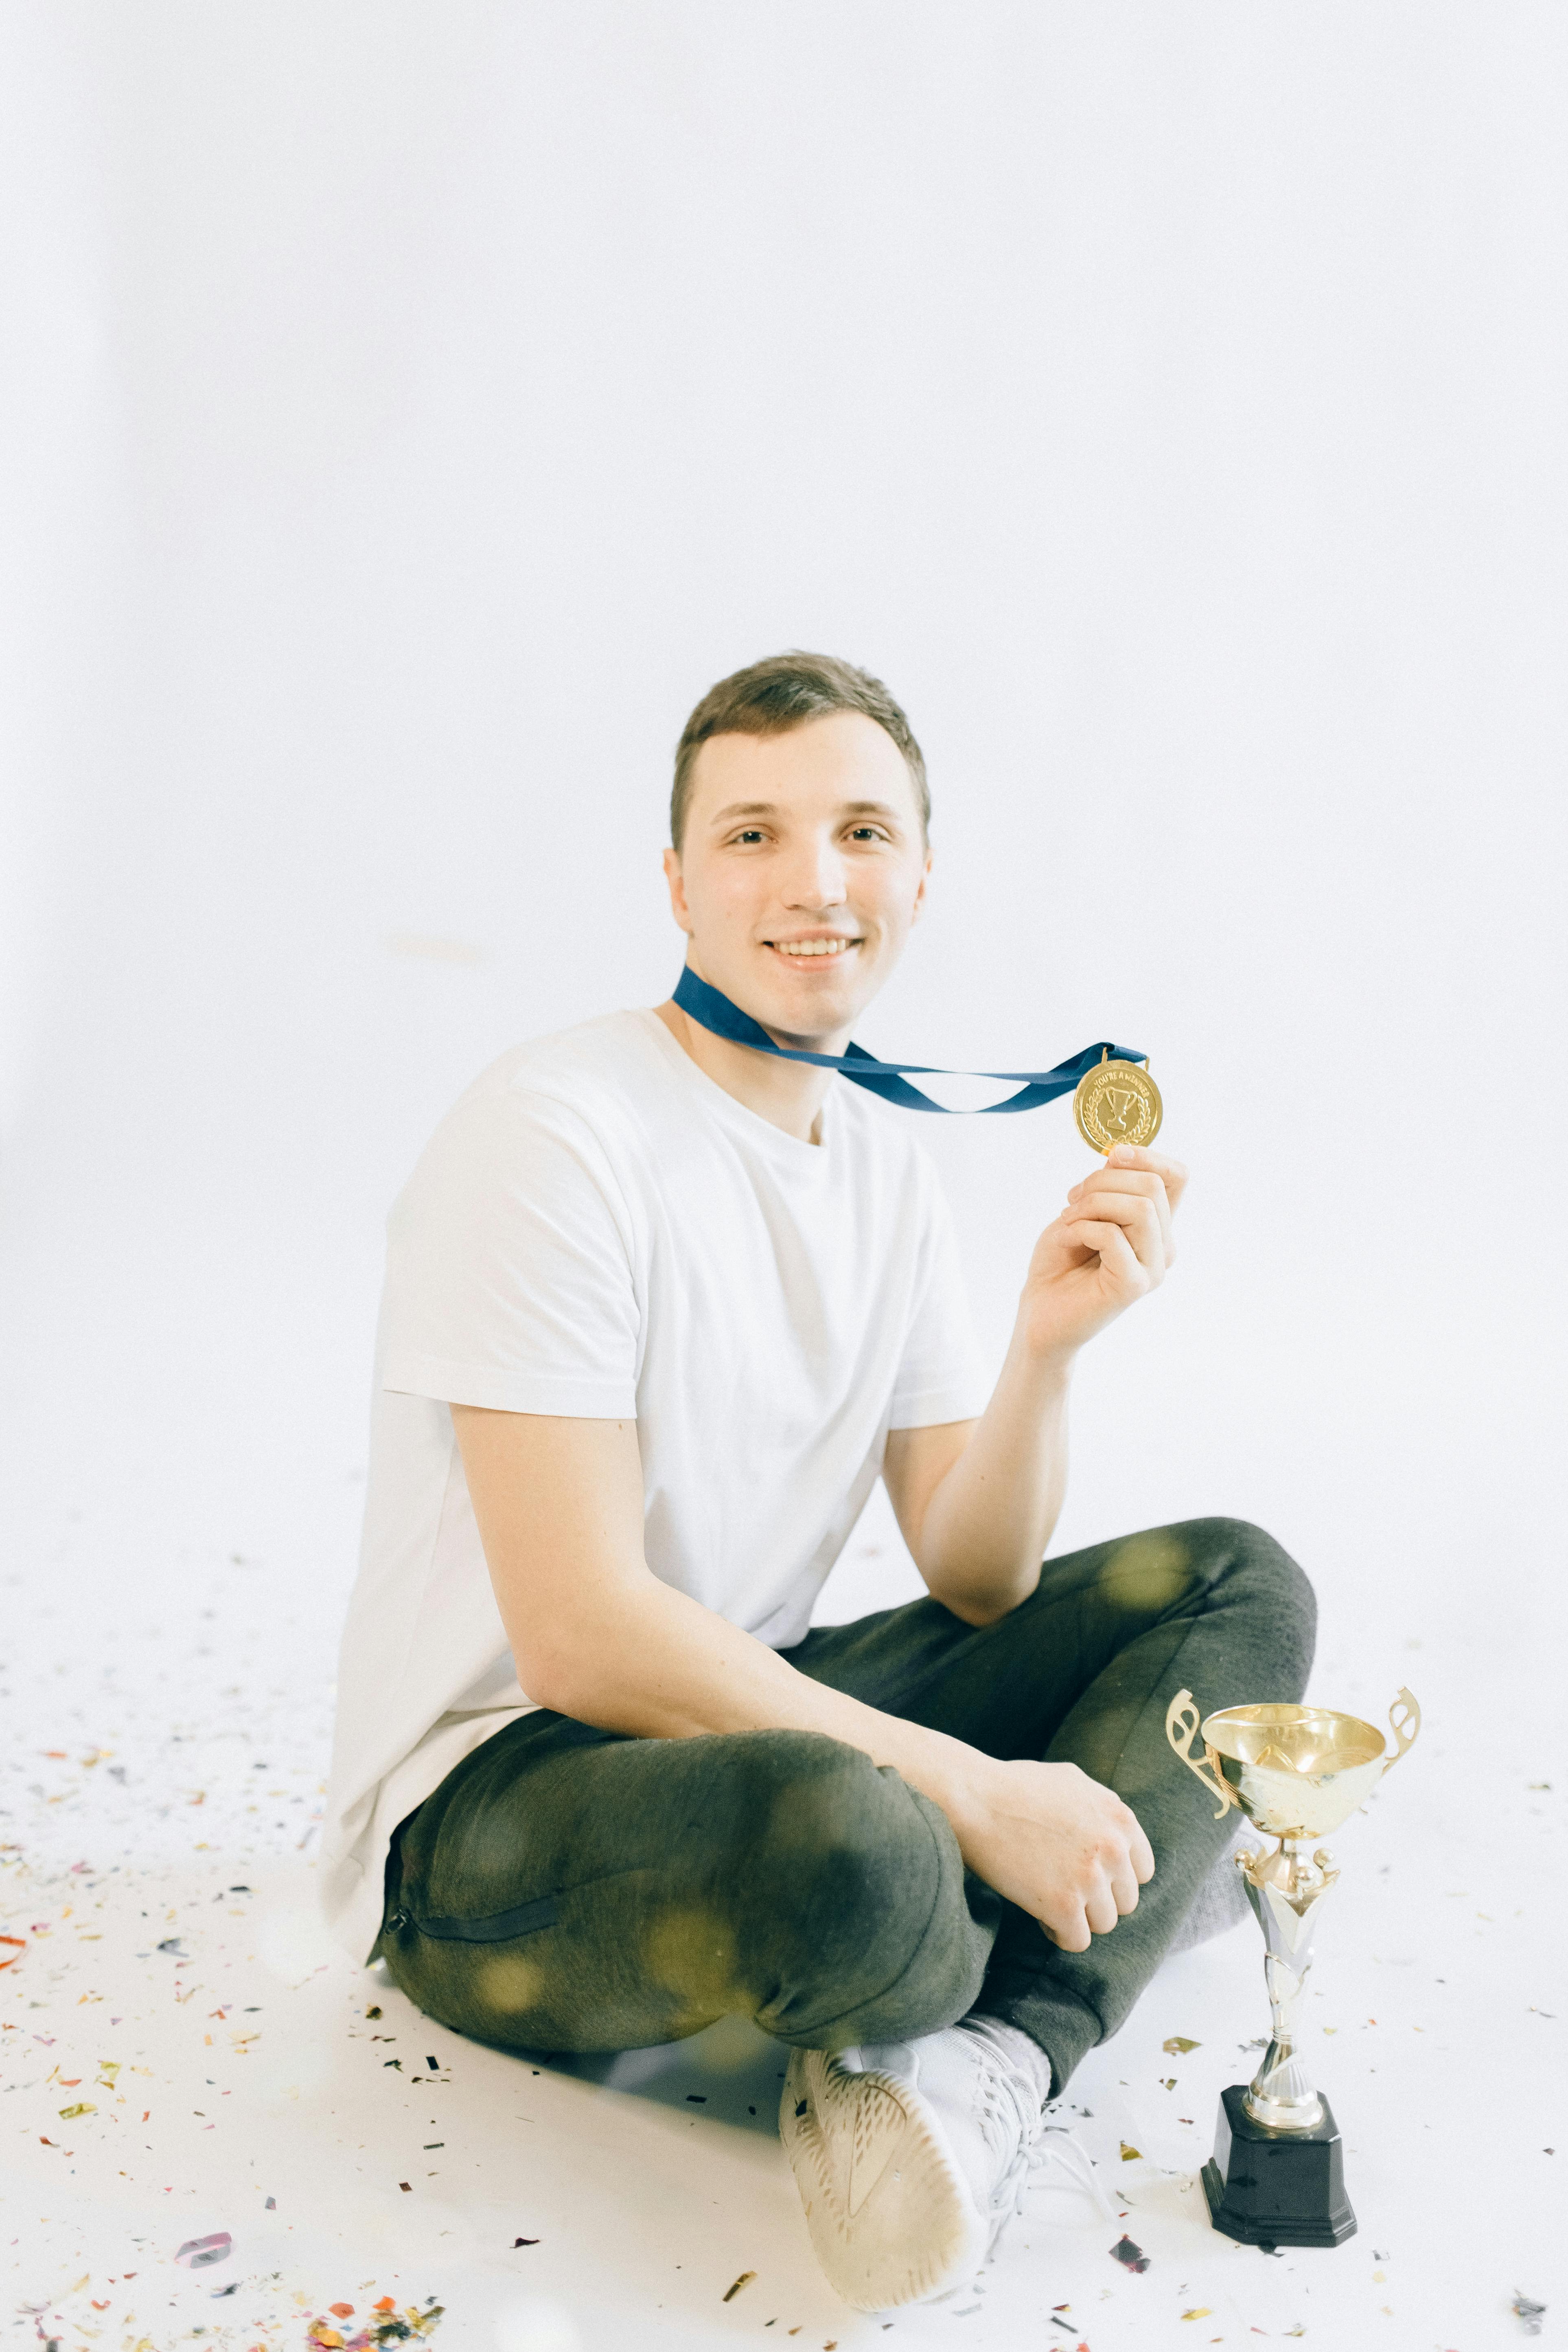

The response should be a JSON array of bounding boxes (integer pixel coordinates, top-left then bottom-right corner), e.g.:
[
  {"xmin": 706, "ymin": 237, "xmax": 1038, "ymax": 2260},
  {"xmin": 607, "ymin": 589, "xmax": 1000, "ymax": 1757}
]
[{"xmin": 1237, "ymin": 1837, "xmax": 1338, "ymax": 2133}]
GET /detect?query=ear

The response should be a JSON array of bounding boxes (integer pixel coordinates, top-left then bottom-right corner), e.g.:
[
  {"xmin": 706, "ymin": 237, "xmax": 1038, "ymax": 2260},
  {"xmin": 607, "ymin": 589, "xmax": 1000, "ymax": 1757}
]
[
  {"xmin": 662, "ymin": 845, "xmax": 693, "ymax": 935},
  {"xmin": 908, "ymin": 843, "xmax": 934, "ymax": 927}
]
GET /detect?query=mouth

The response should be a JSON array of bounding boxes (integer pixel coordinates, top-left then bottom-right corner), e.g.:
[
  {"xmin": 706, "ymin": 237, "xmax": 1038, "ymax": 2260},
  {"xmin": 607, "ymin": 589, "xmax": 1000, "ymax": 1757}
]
[{"xmin": 762, "ymin": 935, "xmax": 863, "ymax": 961}]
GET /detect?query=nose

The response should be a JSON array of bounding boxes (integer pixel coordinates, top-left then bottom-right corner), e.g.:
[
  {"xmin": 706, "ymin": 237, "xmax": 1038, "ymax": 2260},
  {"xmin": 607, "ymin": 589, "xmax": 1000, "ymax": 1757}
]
[{"xmin": 779, "ymin": 830, "xmax": 848, "ymax": 911}]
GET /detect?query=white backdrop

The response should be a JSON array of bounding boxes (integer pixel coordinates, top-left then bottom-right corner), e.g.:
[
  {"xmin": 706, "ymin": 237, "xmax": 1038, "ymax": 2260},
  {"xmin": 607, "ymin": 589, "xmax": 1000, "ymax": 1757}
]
[{"xmin": 3, "ymin": 3, "xmax": 1565, "ymax": 1696}]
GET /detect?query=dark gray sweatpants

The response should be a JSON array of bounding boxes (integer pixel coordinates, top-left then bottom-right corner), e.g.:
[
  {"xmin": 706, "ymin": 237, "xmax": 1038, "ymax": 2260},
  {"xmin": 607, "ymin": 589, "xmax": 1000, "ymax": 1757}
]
[{"xmin": 376, "ymin": 1517, "xmax": 1314, "ymax": 2096}]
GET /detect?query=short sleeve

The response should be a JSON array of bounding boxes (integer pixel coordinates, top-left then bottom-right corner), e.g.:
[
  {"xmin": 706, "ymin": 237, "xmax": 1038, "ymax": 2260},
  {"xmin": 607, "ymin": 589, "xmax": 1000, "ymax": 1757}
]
[
  {"xmin": 379, "ymin": 1083, "xmax": 640, "ymax": 1417},
  {"xmin": 887, "ymin": 1166, "xmax": 990, "ymax": 1430}
]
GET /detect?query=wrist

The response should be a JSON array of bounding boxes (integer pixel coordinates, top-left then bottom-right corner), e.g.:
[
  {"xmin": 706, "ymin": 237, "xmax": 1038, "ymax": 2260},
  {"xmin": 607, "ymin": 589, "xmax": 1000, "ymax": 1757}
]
[
  {"xmin": 912, "ymin": 1728, "xmax": 1000, "ymax": 1852},
  {"xmin": 1006, "ymin": 1311, "xmax": 1080, "ymax": 1388}
]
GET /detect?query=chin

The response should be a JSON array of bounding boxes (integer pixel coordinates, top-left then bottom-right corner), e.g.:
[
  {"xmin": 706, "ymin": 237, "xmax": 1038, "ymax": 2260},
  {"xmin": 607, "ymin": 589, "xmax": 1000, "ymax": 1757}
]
[{"xmin": 758, "ymin": 978, "xmax": 865, "ymax": 1042}]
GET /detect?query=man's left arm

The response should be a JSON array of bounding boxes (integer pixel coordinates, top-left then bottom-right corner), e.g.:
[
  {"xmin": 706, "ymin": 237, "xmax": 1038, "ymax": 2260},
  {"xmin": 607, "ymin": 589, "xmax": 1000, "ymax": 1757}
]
[{"xmin": 884, "ymin": 1143, "xmax": 1188, "ymax": 1627}]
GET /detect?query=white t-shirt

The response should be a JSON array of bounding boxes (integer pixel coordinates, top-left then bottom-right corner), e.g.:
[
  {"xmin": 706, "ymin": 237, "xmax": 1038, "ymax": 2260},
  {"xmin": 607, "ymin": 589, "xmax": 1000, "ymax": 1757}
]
[{"xmin": 321, "ymin": 1007, "xmax": 989, "ymax": 1963}]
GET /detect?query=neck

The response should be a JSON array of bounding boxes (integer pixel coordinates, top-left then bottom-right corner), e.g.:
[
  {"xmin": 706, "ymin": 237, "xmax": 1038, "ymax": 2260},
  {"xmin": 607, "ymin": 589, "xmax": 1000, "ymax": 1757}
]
[{"xmin": 653, "ymin": 997, "xmax": 848, "ymax": 1145}]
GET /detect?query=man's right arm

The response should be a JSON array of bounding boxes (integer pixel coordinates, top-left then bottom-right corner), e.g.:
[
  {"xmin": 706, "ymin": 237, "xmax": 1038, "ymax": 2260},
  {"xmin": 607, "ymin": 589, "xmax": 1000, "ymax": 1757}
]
[{"xmin": 451, "ymin": 1404, "xmax": 1153, "ymax": 1953}]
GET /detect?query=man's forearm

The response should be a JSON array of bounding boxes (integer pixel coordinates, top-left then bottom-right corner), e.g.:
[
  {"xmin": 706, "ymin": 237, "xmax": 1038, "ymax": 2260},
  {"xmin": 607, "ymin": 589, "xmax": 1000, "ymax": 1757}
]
[
  {"xmin": 521, "ymin": 1572, "xmax": 993, "ymax": 1852},
  {"xmin": 912, "ymin": 1334, "xmax": 1074, "ymax": 1624}
]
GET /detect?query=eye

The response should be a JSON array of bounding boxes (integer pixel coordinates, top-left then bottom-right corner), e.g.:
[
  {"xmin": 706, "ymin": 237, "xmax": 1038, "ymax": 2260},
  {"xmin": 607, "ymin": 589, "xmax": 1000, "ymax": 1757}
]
[
  {"xmin": 847, "ymin": 825, "xmax": 891, "ymax": 843},
  {"xmin": 727, "ymin": 828, "xmax": 768, "ymax": 846}
]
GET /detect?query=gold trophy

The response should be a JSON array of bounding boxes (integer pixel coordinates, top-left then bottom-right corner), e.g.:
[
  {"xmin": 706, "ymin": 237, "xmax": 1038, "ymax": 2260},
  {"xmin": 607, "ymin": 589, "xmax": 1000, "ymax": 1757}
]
[{"xmin": 1165, "ymin": 1686, "xmax": 1421, "ymax": 2247}]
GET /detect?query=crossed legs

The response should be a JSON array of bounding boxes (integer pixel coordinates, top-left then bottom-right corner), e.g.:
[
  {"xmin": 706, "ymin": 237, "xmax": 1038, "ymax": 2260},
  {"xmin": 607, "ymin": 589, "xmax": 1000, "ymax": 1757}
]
[{"xmin": 377, "ymin": 1518, "xmax": 1314, "ymax": 2094}]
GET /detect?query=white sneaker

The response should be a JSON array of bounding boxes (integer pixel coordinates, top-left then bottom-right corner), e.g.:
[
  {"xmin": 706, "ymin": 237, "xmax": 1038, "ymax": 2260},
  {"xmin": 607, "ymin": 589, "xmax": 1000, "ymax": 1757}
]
[{"xmin": 779, "ymin": 2018, "xmax": 1107, "ymax": 2312}]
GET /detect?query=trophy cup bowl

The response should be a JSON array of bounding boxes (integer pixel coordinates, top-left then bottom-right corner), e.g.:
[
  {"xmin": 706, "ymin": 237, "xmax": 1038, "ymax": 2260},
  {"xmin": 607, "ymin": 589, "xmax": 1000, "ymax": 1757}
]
[{"xmin": 1165, "ymin": 1685, "xmax": 1421, "ymax": 2248}]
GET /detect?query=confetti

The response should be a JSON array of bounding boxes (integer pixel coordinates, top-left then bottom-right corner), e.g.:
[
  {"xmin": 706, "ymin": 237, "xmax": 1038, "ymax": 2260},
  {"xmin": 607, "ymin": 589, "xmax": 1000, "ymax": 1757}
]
[
  {"xmin": 512, "ymin": 2236, "xmax": 539, "ymax": 2248},
  {"xmin": 58, "ymin": 2099, "xmax": 96, "ymax": 2118},
  {"xmin": 1120, "ymin": 2140, "xmax": 1141, "ymax": 2160},
  {"xmin": 1513, "ymin": 2291, "xmax": 1546, "ymax": 2337},
  {"xmin": 1182, "ymin": 2310, "xmax": 1213, "ymax": 2321},
  {"xmin": 1110, "ymin": 2234, "xmax": 1150, "ymax": 2273},
  {"xmin": 175, "ymin": 2233, "xmax": 232, "ymax": 2269},
  {"xmin": 1163, "ymin": 2036, "xmax": 1200, "ymax": 2054},
  {"xmin": 311, "ymin": 2297, "xmax": 445, "ymax": 2348},
  {"xmin": 0, "ymin": 1935, "xmax": 25, "ymax": 1968},
  {"xmin": 723, "ymin": 2271, "xmax": 756, "ymax": 2302}
]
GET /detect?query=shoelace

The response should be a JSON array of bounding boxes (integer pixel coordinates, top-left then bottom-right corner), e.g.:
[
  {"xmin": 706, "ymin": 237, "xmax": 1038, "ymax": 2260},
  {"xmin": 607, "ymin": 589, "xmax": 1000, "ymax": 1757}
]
[
  {"xmin": 962, "ymin": 2034, "xmax": 1116, "ymax": 2244},
  {"xmin": 961, "ymin": 2032, "xmax": 1052, "ymax": 2234},
  {"xmin": 1017, "ymin": 2122, "xmax": 1117, "ymax": 2225}
]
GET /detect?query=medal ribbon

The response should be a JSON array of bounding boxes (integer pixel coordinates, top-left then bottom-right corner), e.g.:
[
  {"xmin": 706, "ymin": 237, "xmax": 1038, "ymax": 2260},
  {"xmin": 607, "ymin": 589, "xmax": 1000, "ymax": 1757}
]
[{"xmin": 672, "ymin": 966, "xmax": 1147, "ymax": 1116}]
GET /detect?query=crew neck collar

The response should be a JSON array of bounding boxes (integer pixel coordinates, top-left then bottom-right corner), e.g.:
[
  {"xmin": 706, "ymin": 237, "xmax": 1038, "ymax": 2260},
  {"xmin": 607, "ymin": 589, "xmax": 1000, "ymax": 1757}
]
[{"xmin": 634, "ymin": 1006, "xmax": 839, "ymax": 1156}]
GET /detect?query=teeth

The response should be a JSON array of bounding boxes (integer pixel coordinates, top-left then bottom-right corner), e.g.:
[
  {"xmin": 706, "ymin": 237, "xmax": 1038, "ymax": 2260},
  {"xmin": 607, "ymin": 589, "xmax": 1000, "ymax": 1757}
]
[{"xmin": 773, "ymin": 939, "xmax": 854, "ymax": 956}]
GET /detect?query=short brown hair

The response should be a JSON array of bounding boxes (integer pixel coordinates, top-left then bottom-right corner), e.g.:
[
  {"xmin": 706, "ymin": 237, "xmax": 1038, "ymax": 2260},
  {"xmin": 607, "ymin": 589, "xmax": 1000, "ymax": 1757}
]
[{"xmin": 670, "ymin": 650, "xmax": 929, "ymax": 850}]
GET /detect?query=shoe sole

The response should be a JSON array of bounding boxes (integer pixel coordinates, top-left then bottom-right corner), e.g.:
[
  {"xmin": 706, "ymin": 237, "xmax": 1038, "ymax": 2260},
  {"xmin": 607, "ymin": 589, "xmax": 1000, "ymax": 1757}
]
[{"xmin": 779, "ymin": 2046, "xmax": 989, "ymax": 2312}]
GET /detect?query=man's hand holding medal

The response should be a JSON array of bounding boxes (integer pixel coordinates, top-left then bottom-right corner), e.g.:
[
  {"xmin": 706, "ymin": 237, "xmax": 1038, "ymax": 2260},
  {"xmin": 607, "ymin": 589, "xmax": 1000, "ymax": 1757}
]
[{"xmin": 1020, "ymin": 1141, "xmax": 1190, "ymax": 1363}]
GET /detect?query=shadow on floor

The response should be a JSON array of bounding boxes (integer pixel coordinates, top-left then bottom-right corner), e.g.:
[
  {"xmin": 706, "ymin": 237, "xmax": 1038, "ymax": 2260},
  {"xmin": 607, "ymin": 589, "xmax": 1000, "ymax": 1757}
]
[{"xmin": 527, "ymin": 2014, "xmax": 791, "ymax": 2137}]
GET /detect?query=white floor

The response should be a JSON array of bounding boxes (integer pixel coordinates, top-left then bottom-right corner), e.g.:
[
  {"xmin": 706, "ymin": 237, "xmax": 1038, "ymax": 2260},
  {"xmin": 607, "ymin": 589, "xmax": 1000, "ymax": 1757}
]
[
  {"xmin": 6, "ymin": 4, "xmax": 1566, "ymax": 2339},
  {"xmin": 2, "ymin": 1455, "xmax": 1561, "ymax": 2352}
]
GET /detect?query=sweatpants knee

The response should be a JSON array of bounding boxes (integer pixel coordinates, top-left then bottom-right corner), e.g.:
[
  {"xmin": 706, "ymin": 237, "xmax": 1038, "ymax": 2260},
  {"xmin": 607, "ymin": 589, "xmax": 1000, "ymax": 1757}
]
[
  {"xmin": 1185, "ymin": 1515, "xmax": 1316, "ymax": 1690},
  {"xmin": 727, "ymin": 1732, "xmax": 937, "ymax": 1932},
  {"xmin": 721, "ymin": 1732, "xmax": 978, "ymax": 2043}
]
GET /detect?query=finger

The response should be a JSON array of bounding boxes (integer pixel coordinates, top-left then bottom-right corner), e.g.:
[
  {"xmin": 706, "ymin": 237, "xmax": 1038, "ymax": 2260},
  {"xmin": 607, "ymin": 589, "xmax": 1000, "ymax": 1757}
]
[
  {"xmin": 1108, "ymin": 1142, "xmax": 1189, "ymax": 1213},
  {"xmin": 1060, "ymin": 1194, "xmax": 1159, "ymax": 1239},
  {"xmin": 1040, "ymin": 1907, "xmax": 1091, "ymax": 1955},
  {"xmin": 1084, "ymin": 1887, "xmax": 1121, "ymax": 1937},
  {"xmin": 1109, "ymin": 1863, "xmax": 1142, "ymax": 1917},
  {"xmin": 1060, "ymin": 1202, "xmax": 1164, "ymax": 1281},
  {"xmin": 1067, "ymin": 1168, "xmax": 1165, "ymax": 1203},
  {"xmin": 1107, "ymin": 1144, "xmax": 1185, "ymax": 1180},
  {"xmin": 1062, "ymin": 1176, "xmax": 1171, "ymax": 1270},
  {"xmin": 1056, "ymin": 1219, "xmax": 1150, "ymax": 1291},
  {"xmin": 1065, "ymin": 1173, "xmax": 1173, "ymax": 1262},
  {"xmin": 1129, "ymin": 1824, "xmax": 1156, "ymax": 1883}
]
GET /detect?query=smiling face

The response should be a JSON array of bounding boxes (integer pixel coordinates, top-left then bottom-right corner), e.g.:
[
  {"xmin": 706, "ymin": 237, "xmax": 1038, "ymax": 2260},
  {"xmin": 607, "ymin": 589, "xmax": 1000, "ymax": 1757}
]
[{"xmin": 663, "ymin": 711, "xmax": 932, "ymax": 1045}]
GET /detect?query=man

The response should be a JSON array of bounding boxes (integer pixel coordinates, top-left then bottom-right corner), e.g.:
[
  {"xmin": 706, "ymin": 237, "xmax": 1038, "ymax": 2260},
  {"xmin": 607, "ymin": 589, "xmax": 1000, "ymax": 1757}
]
[{"xmin": 322, "ymin": 650, "xmax": 1314, "ymax": 2313}]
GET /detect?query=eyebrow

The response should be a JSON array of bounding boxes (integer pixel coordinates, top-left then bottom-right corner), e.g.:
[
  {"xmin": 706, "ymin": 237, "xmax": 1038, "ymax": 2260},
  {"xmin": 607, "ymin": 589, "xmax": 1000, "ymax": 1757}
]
[{"xmin": 708, "ymin": 799, "xmax": 907, "ymax": 826}]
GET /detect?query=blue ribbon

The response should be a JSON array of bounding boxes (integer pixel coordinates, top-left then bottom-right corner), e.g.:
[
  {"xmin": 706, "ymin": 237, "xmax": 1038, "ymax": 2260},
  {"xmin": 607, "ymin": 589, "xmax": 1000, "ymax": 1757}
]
[{"xmin": 672, "ymin": 966, "xmax": 1147, "ymax": 1116}]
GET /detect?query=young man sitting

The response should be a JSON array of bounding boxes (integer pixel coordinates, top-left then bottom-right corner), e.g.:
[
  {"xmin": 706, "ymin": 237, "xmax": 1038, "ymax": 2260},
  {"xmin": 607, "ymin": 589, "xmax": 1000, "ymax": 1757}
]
[{"xmin": 322, "ymin": 651, "xmax": 1314, "ymax": 2313}]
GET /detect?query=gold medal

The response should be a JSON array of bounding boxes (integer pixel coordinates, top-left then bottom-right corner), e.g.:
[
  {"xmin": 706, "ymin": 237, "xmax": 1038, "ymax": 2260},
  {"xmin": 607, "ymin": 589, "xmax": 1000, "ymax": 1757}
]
[{"xmin": 1073, "ymin": 1052, "xmax": 1163, "ymax": 1154}]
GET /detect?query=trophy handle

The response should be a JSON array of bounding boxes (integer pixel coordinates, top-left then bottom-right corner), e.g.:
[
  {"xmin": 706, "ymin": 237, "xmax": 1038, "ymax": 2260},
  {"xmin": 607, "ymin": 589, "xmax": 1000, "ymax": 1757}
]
[
  {"xmin": 1383, "ymin": 1685, "xmax": 1421, "ymax": 1770},
  {"xmin": 1165, "ymin": 1688, "xmax": 1239, "ymax": 1820}
]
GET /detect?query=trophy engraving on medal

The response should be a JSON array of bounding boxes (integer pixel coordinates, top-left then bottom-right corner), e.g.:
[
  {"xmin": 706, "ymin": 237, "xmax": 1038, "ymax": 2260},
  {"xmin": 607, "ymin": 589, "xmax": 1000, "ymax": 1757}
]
[
  {"xmin": 1073, "ymin": 1050, "xmax": 1162, "ymax": 1154},
  {"xmin": 1165, "ymin": 1686, "xmax": 1421, "ymax": 2247}
]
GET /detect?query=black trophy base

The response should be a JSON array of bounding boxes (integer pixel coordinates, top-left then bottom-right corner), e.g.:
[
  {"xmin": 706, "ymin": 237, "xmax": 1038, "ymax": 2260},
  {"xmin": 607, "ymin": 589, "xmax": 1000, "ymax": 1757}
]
[{"xmin": 1202, "ymin": 2084, "xmax": 1357, "ymax": 2249}]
